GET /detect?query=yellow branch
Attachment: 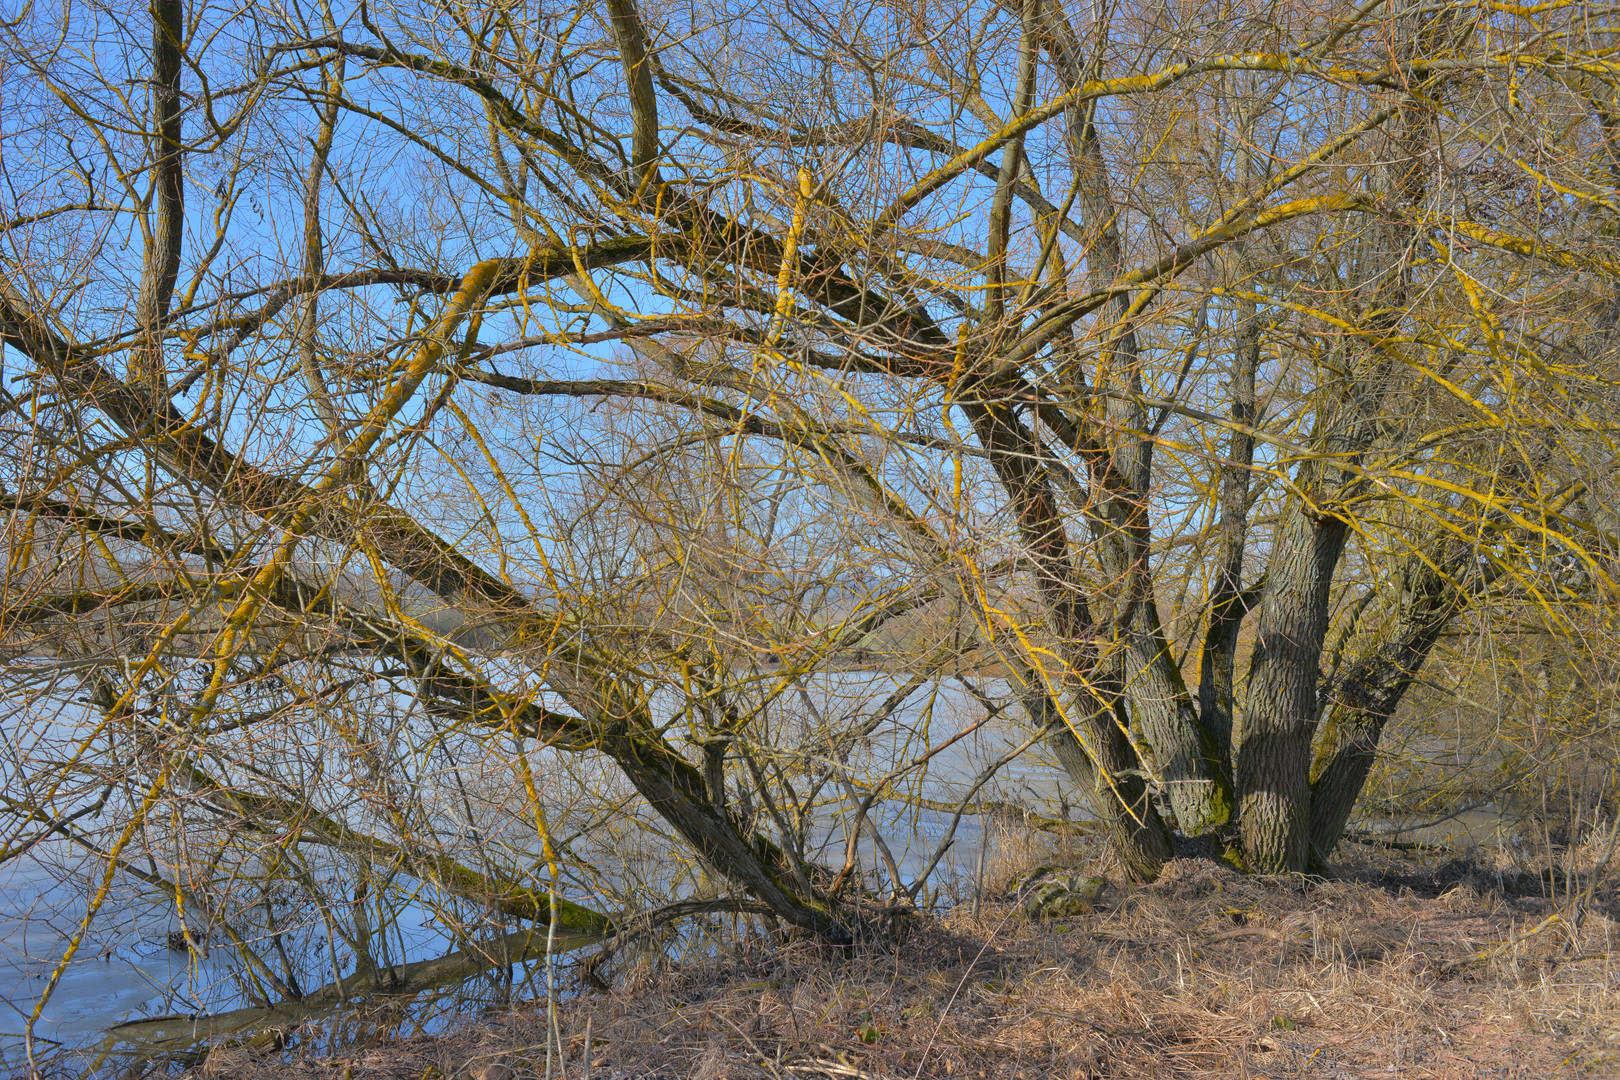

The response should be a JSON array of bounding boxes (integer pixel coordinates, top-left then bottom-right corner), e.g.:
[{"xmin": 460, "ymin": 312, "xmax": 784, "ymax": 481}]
[
  {"xmin": 189, "ymin": 259, "xmax": 502, "ymax": 730},
  {"xmin": 761, "ymin": 167, "xmax": 816, "ymax": 350}
]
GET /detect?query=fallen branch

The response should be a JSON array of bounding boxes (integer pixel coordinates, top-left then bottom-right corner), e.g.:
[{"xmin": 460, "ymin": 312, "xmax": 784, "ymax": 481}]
[
  {"xmin": 579, "ymin": 896, "xmax": 777, "ymax": 989},
  {"xmin": 1341, "ymin": 830, "xmax": 1452, "ymax": 853},
  {"xmin": 896, "ymin": 794, "xmax": 1103, "ymax": 836},
  {"xmin": 1440, "ymin": 913, "xmax": 1563, "ymax": 973},
  {"xmin": 785, "ymin": 1061, "xmax": 882, "ymax": 1080},
  {"xmin": 98, "ymin": 925, "xmax": 604, "ymax": 1059},
  {"xmin": 1204, "ymin": 925, "xmax": 1309, "ymax": 947}
]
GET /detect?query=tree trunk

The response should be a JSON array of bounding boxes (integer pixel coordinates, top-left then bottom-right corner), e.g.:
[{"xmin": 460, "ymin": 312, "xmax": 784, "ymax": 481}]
[
  {"xmin": 1237, "ymin": 499, "xmax": 1349, "ymax": 870},
  {"xmin": 267, "ymin": 577, "xmax": 856, "ymax": 945},
  {"xmin": 1019, "ymin": 664, "xmax": 1174, "ymax": 882},
  {"xmin": 965, "ymin": 397, "xmax": 1173, "ymax": 880},
  {"xmin": 605, "ymin": 723, "xmax": 852, "ymax": 944},
  {"xmin": 1237, "ymin": 48, "xmax": 1434, "ymax": 870},
  {"xmin": 132, "ymin": 0, "xmax": 185, "ymax": 394},
  {"xmin": 1308, "ymin": 547, "xmax": 1473, "ymax": 865},
  {"xmin": 1197, "ymin": 111, "xmax": 1262, "ymax": 764},
  {"xmin": 1039, "ymin": 0, "xmax": 1233, "ymax": 833}
]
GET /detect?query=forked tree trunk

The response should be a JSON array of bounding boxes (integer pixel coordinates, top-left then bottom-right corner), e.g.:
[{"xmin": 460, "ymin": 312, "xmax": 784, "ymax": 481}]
[
  {"xmin": 1041, "ymin": 0, "xmax": 1234, "ymax": 835},
  {"xmin": 1307, "ymin": 546, "xmax": 1474, "ymax": 865},
  {"xmin": 1032, "ymin": 684, "xmax": 1175, "ymax": 883},
  {"xmin": 964, "ymin": 397, "xmax": 1174, "ymax": 881},
  {"xmin": 1237, "ymin": 44, "xmax": 1436, "ymax": 870}
]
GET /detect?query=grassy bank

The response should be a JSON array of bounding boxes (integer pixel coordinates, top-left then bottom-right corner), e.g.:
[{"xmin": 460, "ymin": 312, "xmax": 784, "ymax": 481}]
[{"xmin": 190, "ymin": 842, "xmax": 1620, "ymax": 1080}]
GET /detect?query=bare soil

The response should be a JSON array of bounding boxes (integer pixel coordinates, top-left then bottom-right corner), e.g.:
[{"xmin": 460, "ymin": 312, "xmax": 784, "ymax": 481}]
[{"xmin": 190, "ymin": 845, "xmax": 1620, "ymax": 1080}]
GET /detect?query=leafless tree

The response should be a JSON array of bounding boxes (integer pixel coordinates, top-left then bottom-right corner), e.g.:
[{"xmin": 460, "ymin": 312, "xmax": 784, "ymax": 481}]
[{"xmin": 2, "ymin": 0, "xmax": 1618, "ymax": 1052}]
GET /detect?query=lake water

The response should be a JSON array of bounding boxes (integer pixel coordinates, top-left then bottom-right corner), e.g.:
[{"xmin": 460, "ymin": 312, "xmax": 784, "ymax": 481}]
[
  {"xmin": 0, "ymin": 669, "xmax": 1520, "ymax": 1075},
  {"xmin": 0, "ymin": 675, "xmax": 1077, "ymax": 1073},
  {"xmin": 0, "ymin": 811, "xmax": 1023, "ymax": 1073},
  {"xmin": 0, "ymin": 840, "xmax": 473, "ymax": 1071}
]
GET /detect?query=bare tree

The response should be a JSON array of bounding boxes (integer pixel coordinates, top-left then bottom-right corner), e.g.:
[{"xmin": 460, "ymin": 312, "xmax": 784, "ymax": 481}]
[{"xmin": 1, "ymin": 0, "xmax": 1618, "ymax": 1052}]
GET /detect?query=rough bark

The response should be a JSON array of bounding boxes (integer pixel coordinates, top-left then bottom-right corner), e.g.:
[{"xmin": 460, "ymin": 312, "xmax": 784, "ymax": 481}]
[
  {"xmin": 1307, "ymin": 547, "xmax": 1473, "ymax": 865},
  {"xmin": 1237, "ymin": 496, "xmax": 1351, "ymax": 870},
  {"xmin": 1022, "ymin": 664, "xmax": 1173, "ymax": 883},
  {"xmin": 131, "ymin": 0, "xmax": 186, "ymax": 393},
  {"xmin": 1038, "ymin": 0, "xmax": 1233, "ymax": 833},
  {"xmin": 964, "ymin": 397, "xmax": 1173, "ymax": 880},
  {"xmin": 1237, "ymin": 29, "xmax": 1435, "ymax": 870}
]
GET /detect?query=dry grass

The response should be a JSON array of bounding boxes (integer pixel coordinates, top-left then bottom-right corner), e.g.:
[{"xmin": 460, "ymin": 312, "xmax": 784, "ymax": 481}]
[{"xmin": 184, "ymin": 840, "xmax": 1620, "ymax": 1080}]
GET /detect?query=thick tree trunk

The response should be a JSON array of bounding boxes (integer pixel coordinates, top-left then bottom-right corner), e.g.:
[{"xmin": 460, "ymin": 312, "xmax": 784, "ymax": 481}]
[
  {"xmin": 1237, "ymin": 499, "xmax": 1349, "ymax": 870},
  {"xmin": 1020, "ymin": 667, "xmax": 1174, "ymax": 882},
  {"xmin": 1307, "ymin": 548, "xmax": 1472, "ymax": 865},
  {"xmin": 1300, "ymin": 14, "xmax": 1466, "ymax": 867},
  {"xmin": 964, "ymin": 398, "xmax": 1173, "ymax": 880},
  {"xmin": 1038, "ymin": 0, "xmax": 1233, "ymax": 833},
  {"xmin": 1122, "ymin": 603, "xmax": 1234, "ymax": 832},
  {"xmin": 1237, "ymin": 42, "xmax": 1435, "ymax": 870}
]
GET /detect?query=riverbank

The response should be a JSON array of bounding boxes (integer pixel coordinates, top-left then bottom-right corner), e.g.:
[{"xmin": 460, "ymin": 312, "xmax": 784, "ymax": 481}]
[{"xmin": 182, "ymin": 842, "xmax": 1617, "ymax": 1079}]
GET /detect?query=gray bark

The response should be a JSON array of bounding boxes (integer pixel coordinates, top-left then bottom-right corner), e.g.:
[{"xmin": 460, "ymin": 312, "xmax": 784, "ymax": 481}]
[
  {"xmin": 132, "ymin": 0, "xmax": 186, "ymax": 392},
  {"xmin": 1307, "ymin": 547, "xmax": 1474, "ymax": 865},
  {"xmin": 965, "ymin": 397, "xmax": 1173, "ymax": 881},
  {"xmin": 1238, "ymin": 497, "xmax": 1350, "ymax": 869},
  {"xmin": 1038, "ymin": 0, "xmax": 1233, "ymax": 833},
  {"xmin": 1236, "ymin": 29, "xmax": 1436, "ymax": 870}
]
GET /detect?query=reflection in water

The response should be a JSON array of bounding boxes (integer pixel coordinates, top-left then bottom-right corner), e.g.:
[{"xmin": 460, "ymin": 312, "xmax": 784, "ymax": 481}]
[
  {"xmin": 0, "ymin": 852, "xmax": 237, "ymax": 1055},
  {"xmin": 1349, "ymin": 804, "xmax": 1522, "ymax": 850},
  {"xmin": 0, "ymin": 840, "xmax": 474, "ymax": 1068},
  {"xmin": 1, "ymin": 675, "xmax": 1084, "ymax": 1071},
  {"xmin": 8, "ymin": 671, "xmax": 1514, "ymax": 1074},
  {"xmin": 97, "ymin": 925, "xmax": 604, "ymax": 1064}
]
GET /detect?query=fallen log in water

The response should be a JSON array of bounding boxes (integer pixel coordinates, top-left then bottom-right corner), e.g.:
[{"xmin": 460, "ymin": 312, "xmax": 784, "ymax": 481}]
[{"xmin": 96, "ymin": 926, "xmax": 604, "ymax": 1060}]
